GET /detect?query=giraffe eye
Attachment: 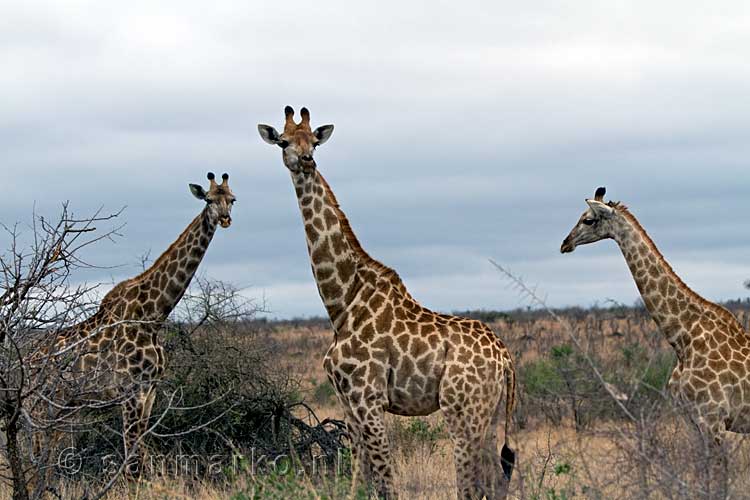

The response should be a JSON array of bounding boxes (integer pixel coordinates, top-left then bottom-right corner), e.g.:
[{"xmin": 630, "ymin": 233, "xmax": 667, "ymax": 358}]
[
  {"xmin": 582, "ymin": 218, "xmax": 596, "ymax": 226},
  {"xmin": 278, "ymin": 140, "xmax": 289, "ymax": 149}
]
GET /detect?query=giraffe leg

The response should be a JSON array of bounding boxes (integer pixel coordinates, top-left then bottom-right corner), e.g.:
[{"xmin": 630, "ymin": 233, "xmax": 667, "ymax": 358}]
[
  {"xmin": 684, "ymin": 409, "xmax": 729, "ymax": 499},
  {"xmin": 121, "ymin": 387, "xmax": 153, "ymax": 479},
  {"xmin": 345, "ymin": 419, "xmax": 373, "ymax": 499},
  {"xmin": 327, "ymin": 379, "xmax": 369, "ymax": 495},
  {"xmin": 701, "ymin": 418, "xmax": 729, "ymax": 499},
  {"xmin": 440, "ymin": 372, "xmax": 502, "ymax": 500},
  {"xmin": 346, "ymin": 401, "xmax": 396, "ymax": 499},
  {"xmin": 481, "ymin": 400, "xmax": 512, "ymax": 500},
  {"xmin": 349, "ymin": 421, "xmax": 371, "ymax": 484},
  {"xmin": 142, "ymin": 385, "xmax": 156, "ymax": 421},
  {"xmin": 338, "ymin": 402, "xmax": 370, "ymax": 497},
  {"xmin": 441, "ymin": 403, "xmax": 495, "ymax": 500},
  {"xmin": 447, "ymin": 433, "xmax": 482, "ymax": 500},
  {"xmin": 326, "ymin": 360, "xmax": 375, "ymax": 497}
]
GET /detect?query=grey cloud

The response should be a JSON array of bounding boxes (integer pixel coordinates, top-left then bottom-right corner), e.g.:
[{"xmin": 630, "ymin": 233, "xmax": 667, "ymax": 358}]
[{"xmin": 2, "ymin": 1, "xmax": 750, "ymax": 318}]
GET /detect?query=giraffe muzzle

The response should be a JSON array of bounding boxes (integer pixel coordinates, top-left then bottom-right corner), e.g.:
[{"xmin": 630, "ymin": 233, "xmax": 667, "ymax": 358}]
[
  {"xmin": 219, "ymin": 216, "xmax": 232, "ymax": 228},
  {"xmin": 560, "ymin": 237, "xmax": 575, "ymax": 254},
  {"xmin": 299, "ymin": 157, "xmax": 316, "ymax": 170}
]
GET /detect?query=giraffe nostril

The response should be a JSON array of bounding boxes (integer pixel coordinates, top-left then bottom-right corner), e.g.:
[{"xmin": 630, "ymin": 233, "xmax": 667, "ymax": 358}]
[
  {"xmin": 301, "ymin": 155, "xmax": 313, "ymax": 162},
  {"xmin": 560, "ymin": 237, "xmax": 574, "ymax": 253}
]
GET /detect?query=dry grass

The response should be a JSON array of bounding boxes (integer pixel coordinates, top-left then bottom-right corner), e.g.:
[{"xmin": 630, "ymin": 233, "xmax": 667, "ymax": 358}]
[
  {"xmin": 242, "ymin": 314, "xmax": 750, "ymax": 499},
  {"xmin": 6, "ymin": 310, "xmax": 750, "ymax": 499},
  {"xmin": 3, "ymin": 424, "xmax": 693, "ymax": 499},
  {"xmin": 262, "ymin": 323, "xmax": 332, "ymax": 394}
]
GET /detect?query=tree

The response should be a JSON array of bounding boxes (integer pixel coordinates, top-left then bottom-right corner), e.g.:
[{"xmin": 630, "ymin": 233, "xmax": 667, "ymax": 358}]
[{"xmin": 0, "ymin": 204, "xmax": 129, "ymax": 500}]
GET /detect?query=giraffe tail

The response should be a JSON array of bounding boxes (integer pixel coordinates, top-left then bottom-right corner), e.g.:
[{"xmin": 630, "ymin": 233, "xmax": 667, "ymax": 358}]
[{"xmin": 501, "ymin": 360, "xmax": 516, "ymax": 481}]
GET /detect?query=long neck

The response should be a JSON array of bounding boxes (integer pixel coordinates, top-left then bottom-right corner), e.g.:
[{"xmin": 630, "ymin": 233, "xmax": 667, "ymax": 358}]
[
  {"xmin": 292, "ymin": 170, "xmax": 380, "ymax": 324},
  {"xmin": 610, "ymin": 208, "xmax": 716, "ymax": 359},
  {"xmin": 131, "ymin": 206, "xmax": 218, "ymax": 319}
]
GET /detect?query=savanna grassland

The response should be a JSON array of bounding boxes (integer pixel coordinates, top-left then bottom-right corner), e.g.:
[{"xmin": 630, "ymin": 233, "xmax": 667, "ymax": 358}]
[
  {"xmin": 5, "ymin": 303, "xmax": 750, "ymax": 499},
  {"xmin": 261, "ymin": 305, "xmax": 750, "ymax": 499}
]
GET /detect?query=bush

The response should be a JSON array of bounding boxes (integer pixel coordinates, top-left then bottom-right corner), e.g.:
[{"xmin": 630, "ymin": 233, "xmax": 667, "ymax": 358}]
[
  {"xmin": 640, "ymin": 352, "xmax": 673, "ymax": 392},
  {"xmin": 519, "ymin": 344, "xmax": 625, "ymax": 430},
  {"xmin": 66, "ymin": 278, "xmax": 348, "ymax": 485},
  {"xmin": 311, "ymin": 379, "xmax": 336, "ymax": 407},
  {"xmin": 68, "ymin": 320, "xmax": 304, "ymax": 479},
  {"xmin": 387, "ymin": 417, "xmax": 446, "ymax": 457}
]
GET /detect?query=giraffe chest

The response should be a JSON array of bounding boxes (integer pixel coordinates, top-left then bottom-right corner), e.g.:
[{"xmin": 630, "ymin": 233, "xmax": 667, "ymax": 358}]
[{"xmin": 675, "ymin": 349, "xmax": 750, "ymax": 433}]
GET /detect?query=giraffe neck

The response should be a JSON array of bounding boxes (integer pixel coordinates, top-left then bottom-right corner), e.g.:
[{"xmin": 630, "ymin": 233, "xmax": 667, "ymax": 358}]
[
  {"xmin": 119, "ymin": 206, "xmax": 218, "ymax": 320},
  {"xmin": 610, "ymin": 208, "xmax": 710, "ymax": 359},
  {"xmin": 291, "ymin": 170, "xmax": 385, "ymax": 326}
]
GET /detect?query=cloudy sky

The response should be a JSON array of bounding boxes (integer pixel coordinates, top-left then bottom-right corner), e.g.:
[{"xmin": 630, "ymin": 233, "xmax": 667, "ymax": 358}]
[{"xmin": 2, "ymin": 1, "xmax": 750, "ymax": 318}]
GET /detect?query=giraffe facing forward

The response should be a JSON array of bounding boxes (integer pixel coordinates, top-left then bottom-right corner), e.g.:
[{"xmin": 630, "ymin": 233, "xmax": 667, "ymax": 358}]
[
  {"xmin": 259, "ymin": 107, "xmax": 516, "ymax": 499},
  {"xmin": 561, "ymin": 187, "xmax": 750, "ymax": 445},
  {"xmin": 49, "ymin": 172, "xmax": 235, "ymax": 475}
]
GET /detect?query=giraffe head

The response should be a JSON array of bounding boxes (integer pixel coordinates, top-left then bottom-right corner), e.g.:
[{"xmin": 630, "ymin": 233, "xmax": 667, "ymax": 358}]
[
  {"xmin": 257, "ymin": 106, "xmax": 334, "ymax": 173},
  {"xmin": 560, "ymin": 186, "xmax": 618, "ymax": 253},
  {"xmin": 189, "ymin": 172, "xmax": 236, "ymax": 228}
]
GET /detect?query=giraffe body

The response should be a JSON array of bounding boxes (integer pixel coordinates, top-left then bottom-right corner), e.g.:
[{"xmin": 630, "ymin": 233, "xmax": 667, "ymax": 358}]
[
  {"xmin": 47, "ymin": 173, "xmax": 235, "ymax": 475},
  {"xmin": 259, "ymin": 108, "xmax": 516, "ymax": 499},
  {"xmin": 561, "ymin": 187, "xmax": 750, "ymax": 442}
]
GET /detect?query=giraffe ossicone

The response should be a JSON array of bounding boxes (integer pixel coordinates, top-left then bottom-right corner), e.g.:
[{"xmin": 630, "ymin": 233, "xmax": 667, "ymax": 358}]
[{"xmin": 259, "ymin": 107, "xmax": 517, "ymax": 499}]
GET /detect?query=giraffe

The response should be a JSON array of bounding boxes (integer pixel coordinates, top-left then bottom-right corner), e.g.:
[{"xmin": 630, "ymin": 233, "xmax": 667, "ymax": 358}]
[
  {"xmin": 258, "ymin": 106, "xmax": 516, "ymax": 499},
  {"xmin": 561, "ymin": 187, "xmax": 750, "ymax": 488},
  {"xmin": 46, "ymin": 172, "xmax": 235, "ymax": 476}
]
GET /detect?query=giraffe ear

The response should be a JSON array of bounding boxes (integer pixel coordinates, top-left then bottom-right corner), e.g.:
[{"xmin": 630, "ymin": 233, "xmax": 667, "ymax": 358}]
[
  {"xmin": 585, "ymin": 199, "xmax": 614, "ymax": 218},
  {"xmin": 258, "ymin": 124, "xmax": 282, "ymax": 145},
  {"xmin": 313, "ymin": 125, "xmax": 334, "ymax": 146},
  {"xmin": 189, "ymin": 184, "xmax": 207, "ymax": 200}
]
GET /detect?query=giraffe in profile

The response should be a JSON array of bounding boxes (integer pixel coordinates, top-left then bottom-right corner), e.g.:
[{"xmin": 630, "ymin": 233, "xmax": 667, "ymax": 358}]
[
  {"xmin": 561, "ymin": 187, "xmax": 750, "ymax": 491},
  {"xmin": 259, "ymin": 107, "xmax": 516, "ymax": 499},
  {"xmin": 48, "ymin": 172, "xmax": 235, "ymax": 475}
]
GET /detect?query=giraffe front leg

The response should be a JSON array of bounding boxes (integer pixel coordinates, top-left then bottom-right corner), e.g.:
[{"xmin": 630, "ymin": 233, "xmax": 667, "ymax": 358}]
[
  {"xmin": 671, "ymin": 373, "xmax": 729, "ymax": 497},
  {"xmin": 338, "ymin": 398, "xmax": 374, "ymax": 497},
  {"xmin": 344, "ymin": 419, "xmax": 371, "ymax": 498},
  {"xmin": 683, "ymin": 405, "xmax": 729, "ymax": 499},
  {"xmin": 121, "ymin": 387, "xmax": 154, "ymax": 479},
  {"xmin": 346, "ymin": 400, "xmax": 396, "ymax": 499},
  {"xmin": 696, "ymin": 416, "xmax": 729, "ymax": 500},
  {"xmin": 325, "ymin": 354, "xmax": 372, "ymax": 497}
]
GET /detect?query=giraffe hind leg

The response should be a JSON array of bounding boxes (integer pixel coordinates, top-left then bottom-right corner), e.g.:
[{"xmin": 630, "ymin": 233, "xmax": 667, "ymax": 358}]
[
  {"xmin": 442, "ymin": 404, "xmax": 494, "ymax": 499},
  {"xmin": 483, "ymin": 398, "xmax": 513, "ymax": 499}
]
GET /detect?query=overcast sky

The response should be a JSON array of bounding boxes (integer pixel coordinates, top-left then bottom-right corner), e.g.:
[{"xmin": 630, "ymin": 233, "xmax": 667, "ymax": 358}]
[{"xmin": 2, "ymin": 1, "xmax": 750, "ymax": 319}]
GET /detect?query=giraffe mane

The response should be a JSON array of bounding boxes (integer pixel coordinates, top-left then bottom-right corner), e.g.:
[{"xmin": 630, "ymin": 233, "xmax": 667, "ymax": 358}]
[
  {"xmin": 614, "ymin": 203, "xmax": 746, "ymax": 335},
  {"xmin": 99, "ymin": 208, "xmax": 207, "ymax": 309},
  {"xmin": 315, "ymin": 172, "xmax": 417, "ymax": 301}
]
